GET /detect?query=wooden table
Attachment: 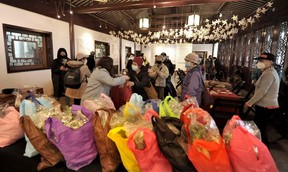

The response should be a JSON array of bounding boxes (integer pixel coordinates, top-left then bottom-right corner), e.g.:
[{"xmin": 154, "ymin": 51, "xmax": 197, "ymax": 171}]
[
  {"xmin": 208, "ymin": 88, "xmax": 240, "ymax": 101},
  {"xmin": 0, "ymin": 87, "xmax": 44, "ymax": 106}
]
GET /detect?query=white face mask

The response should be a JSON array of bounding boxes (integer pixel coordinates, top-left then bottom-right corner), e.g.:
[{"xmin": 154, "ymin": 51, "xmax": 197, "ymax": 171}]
[
  {"xmin": 256, "ymin": 62, "xmax": 266, "ymax": 69},
  {"xmin": 132, "ymin": 65, "xmax": 139, "ymax": 71},
  {"xmin": 185, "ymin": 61, "xmax": 191, "ymax": 68}
]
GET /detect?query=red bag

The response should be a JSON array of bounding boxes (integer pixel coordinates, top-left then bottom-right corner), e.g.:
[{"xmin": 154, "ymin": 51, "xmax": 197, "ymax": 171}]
[
  {"xmin": 224, "ymin": 116, "xmax": 278, "ymax": 172},
  {"xmin": 110, "ymin": 84, "xmax": 132, "ymax": 110},
  {"xmin": 127, "ymin": 128, "xmax": 173, "ymax": 172}
]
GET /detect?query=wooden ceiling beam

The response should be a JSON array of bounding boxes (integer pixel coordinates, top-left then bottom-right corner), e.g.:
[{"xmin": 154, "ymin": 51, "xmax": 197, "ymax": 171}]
[
  {"xmin": 151, "ymin": 10, "xmax": 232, "ymax": 19},
  {"xmin": 75, "ymin": 0, "xmax": 242, "ymax": 13}
]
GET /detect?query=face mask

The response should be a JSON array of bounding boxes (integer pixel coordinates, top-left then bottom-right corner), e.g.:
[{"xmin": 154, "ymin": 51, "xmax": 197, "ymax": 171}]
[
  {"xmin": 256, "ymin": 62, "xmax": 266, "ymax": 69},
  {"xmin": 185, "ymin": 61, "xmax": 191, "ymax": 67},
  {"xmin": 156, "ymin": 61, "xmax": 162, "ymax": 65},
  {"xmin": 132, "ymin": 65, "xmax": 139, "ymax": 71}
]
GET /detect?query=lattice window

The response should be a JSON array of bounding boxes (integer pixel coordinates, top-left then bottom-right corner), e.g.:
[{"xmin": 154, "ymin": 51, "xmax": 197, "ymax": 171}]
[
  {"xmin": 245, "ymin": 33, "xmax": 252, "ymax": 67},
  {"xmin": 238, "ymin": 36, "xmax": 244, "ymax": 66},
  {"xmin": 252, "ymin": 30, "xmax": 262, "ymax": 67},
  {"xmin": 3, "ymin": 24, "xmax": 53, "ymax": 73},
  {"xmin": 234, "ymin": 37, "xmax": 240, "ymax": 66},
  {"xmin": 263, "ymin": 26, "xmax": 274, "ymax": 53},
  {"xmin": 276, "ymin": 21, "xmax": 288, "ymax": 67}
]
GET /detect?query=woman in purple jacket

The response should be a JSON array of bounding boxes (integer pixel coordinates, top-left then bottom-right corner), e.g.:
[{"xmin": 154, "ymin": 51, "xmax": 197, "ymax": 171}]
[{"xmin": 181, "ymin": 53, "xmax": 204, "ymax": 106}]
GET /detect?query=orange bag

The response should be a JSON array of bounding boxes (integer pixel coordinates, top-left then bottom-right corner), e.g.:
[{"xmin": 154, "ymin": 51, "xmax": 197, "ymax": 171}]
[
  {"xmin": 92, "ymin": 108, "xmax": 121, "ymax": 172},
  {"xmin": 20, "ymin": 115, "xmax": 64, "ymax": 171},
  {"xmin": 183, "ymin": 108, "xmax": 232, "ymax": 172},
  {"xmin": 188, "ymin": 139, "xmax": 232, "ymax": 172}
]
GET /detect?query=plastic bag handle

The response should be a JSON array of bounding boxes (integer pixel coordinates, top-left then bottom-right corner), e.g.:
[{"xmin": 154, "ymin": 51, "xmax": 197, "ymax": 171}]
[
  {"xmin": 45, "ymin": 117, "xmax": 60, "ymax": 144},
  {"xmin": 163, "ymin": 96, "xmax": 178, "ymax": 118}
]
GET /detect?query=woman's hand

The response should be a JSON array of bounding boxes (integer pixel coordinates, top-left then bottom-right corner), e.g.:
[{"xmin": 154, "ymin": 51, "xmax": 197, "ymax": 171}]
[
  {"xmin": 124, "ymin": 75, "xmax": 130, "ymax": 81},
  {"xmin": 126, "ymin": 81, "xmax": 134, "ymax": 88},
  {"xmin": 245, "ymin": 102, "xmax": 252, "ymax": 107}
]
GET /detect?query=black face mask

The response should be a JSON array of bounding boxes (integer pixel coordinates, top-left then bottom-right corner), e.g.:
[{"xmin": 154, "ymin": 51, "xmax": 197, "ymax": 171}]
[{"xmin": 156, "ymin": 61, "xmax": 162, "ymax": 64}]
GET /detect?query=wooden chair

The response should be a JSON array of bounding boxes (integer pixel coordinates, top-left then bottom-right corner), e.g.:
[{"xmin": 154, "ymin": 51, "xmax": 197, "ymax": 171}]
[{"xmin": 210, "ymin": 98, "xmax": 245, "ymax": 131}]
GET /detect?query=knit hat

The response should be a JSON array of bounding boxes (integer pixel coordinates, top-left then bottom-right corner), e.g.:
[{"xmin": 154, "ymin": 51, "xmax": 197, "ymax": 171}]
[
  {"xmin": 156, "ymin": 55, "xmax": 163, "ymax": 61},
  {"xmin": 133, "ymin": 56, "xmax": 143, "ymax": 67},
  {"xmin": 185, "ymin": 53, "xmax": 200, "ymax": 64}
]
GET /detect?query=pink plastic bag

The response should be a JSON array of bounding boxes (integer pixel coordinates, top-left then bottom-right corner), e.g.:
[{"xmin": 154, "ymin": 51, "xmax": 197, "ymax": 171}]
[
  {"xmin": 224, "ymin": 116, "xmax": 278, "ymax": 172},
  {"xmin": 45, "ymin": 105, "xmax": 97, "ymax": 171},
  {"xmin": 0, "ymin": 106, "xmax": 24, "ymax": 147},
  {"xmin": 127, "ymin": 128, "xmax": 173, "ymax": 172}
]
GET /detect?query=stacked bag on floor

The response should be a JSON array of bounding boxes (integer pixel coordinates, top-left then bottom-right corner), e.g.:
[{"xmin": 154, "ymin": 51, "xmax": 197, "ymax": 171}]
[
  {"xmin": 0, "ymin": 104, "xmax": 24, "ymax": 148},
  {"xmin": 223, "ymin": 115, "xmax": 278, "ymax": 172},
  {"xmin": 19, "ymin": 92, "xmax": 98, "ymax": 171},
  {"xmin": 181, "ymin": 107, "xmax": 232, "ymax": 172}
]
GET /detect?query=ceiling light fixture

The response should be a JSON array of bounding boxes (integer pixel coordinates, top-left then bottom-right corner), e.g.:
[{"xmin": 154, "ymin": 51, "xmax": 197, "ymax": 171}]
[
  {"xmin": 187, "ymin": 14, "xmax": 200, "ymax": 26},
  {"xmin": 139, "ymin": 18, "xmax": 149, "ymax": 29}
]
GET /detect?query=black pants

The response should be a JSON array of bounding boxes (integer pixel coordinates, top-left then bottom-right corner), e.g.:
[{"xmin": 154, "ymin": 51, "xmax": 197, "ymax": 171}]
[{"xmin": 254, "ymin": 105, "xmax": 278, "ymax": 147}]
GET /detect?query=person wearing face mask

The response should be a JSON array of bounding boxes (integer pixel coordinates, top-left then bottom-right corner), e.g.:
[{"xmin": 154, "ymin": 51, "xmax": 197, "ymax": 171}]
[
  {"xmin": 181, "ymin": 53, "xmax": 204, "ymax": 105},
  {"xmin": 126, "ymin": 56, "xmax": 150, "ymax": 100},
  {"xmin": 51, "ymin": 48, "xmax": 70, "ymax": 100},
  {"xmin": 148, "ymin": 55, "xmax": 169, "ymax": 100},
  {"xmin": 65, "ymin": 53, "xmax": 91, "ymax": 105},
  {"xmin": 126, "ymin": 53, "xmax": 135, "ymax": 72},
  {"xmin": 245, "ymin": 52, "xmax": 280, "ymax": 147}
]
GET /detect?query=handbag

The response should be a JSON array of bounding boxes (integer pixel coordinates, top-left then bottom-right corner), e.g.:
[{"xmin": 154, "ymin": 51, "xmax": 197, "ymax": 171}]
[
  {"xmin": 201, "ymin": 78, "xmax": 213, "ymax": 107},
  {"xmin": 135, "ymin": 76, "xmax": 158, "ymax": 99},
  {"xmin": 20, "ymin": 115, "xmax": 64, "ymax": 171}
]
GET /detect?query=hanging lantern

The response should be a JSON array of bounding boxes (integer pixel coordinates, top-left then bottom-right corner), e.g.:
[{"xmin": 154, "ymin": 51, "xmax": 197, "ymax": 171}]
[
  {"xmin": 139, "ymin": 18, "xmax": 150, "ymax": 29},
  {"xmin": 188, "ymin": 14, "xmax": 200, "ymax": 26}
]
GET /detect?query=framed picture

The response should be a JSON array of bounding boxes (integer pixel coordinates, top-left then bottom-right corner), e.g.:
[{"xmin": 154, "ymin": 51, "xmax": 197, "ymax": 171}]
[{"xmin": 192, "ymin": 51, "xmax": 208, "ymax": 59}]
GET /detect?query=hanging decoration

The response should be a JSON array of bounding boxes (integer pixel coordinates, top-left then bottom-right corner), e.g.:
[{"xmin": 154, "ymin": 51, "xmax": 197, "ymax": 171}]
[{"xmin": 109, "ymin": 1, "xmax": 274, "ymax": 45}]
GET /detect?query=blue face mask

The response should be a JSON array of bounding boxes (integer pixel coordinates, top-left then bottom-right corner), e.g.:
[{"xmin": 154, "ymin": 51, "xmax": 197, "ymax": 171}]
[{"xmin": 185, "ymin": 61, "xmax": 190, "ymax": 67}]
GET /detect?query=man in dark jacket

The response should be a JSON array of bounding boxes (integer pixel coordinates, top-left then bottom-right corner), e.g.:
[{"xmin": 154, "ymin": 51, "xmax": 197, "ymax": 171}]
[{"xmin": 161, "ymin": 52, "xmax": 177, "ymax": 97}]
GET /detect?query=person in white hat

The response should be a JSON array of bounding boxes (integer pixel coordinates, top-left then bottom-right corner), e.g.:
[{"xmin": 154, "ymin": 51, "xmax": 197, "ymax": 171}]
[
  {"xmin": 65, "ymin": 52, "xmax": 91, "ymax": 105},
  {"xmin": 181, "ymin": 53, "xmax": 204, "ymax": 105}
]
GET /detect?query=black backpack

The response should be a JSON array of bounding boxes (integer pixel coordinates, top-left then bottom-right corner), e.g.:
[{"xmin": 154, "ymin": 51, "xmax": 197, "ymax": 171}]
[{"xmin": 64, "ymin": 67, "xmax": 82, "ymax": 89}]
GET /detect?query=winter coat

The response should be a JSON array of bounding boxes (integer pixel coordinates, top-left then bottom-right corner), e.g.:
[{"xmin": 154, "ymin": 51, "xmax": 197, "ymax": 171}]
[
  {"xmin": 128, "ymin": 66, "xmax": 150, "ymax": 100},
  {"xmin": 181, "ymin": 65, "xmax": 204, "ymax": 105},
  {"xmin": 81, "ymin": 67, "xmax": 127, "ymax": 105},
  {"xmin": 65, "ymin": 60, "xmax": 91, "ymax": 99},
  {"xmin": 149, "ymin": 63, "xmax": 169, "ymax": 87},
  {"xmin": 51, "ymin": 48, "xmax": 69, "ymax": 98}
]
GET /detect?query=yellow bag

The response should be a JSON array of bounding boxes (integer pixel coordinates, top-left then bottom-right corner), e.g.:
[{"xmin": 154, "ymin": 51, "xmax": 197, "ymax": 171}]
[
  {"xmin": 107, "ymin": 127, "xmax": 141, "ymax": 172},
  {"xmin": 159, "ymin": 96, "xmax": 179, "ymax": 118},
  {"xmin": 123, "ymin": 102, "xmax": 140, "ymax": 117}
]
